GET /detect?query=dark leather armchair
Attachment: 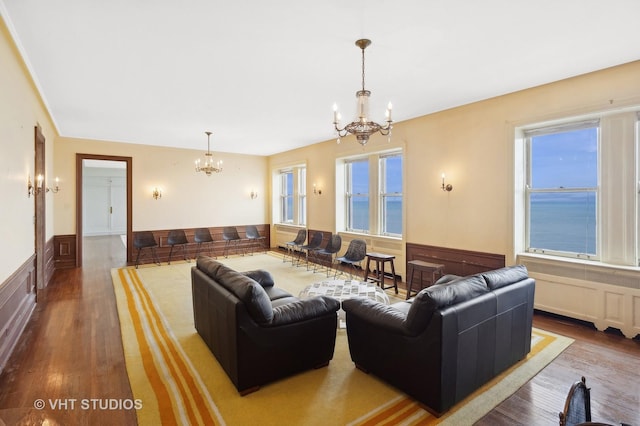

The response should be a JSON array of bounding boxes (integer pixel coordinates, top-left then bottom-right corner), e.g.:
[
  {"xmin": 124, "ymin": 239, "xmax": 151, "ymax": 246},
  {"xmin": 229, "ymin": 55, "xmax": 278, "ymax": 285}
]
[
  {"xmin": 191, "ymin": 256, "xmax": 340, "ymax": 395},
  {"xmin": 342, "ymin": 265, "xmax": 535, "ymax": 416}
]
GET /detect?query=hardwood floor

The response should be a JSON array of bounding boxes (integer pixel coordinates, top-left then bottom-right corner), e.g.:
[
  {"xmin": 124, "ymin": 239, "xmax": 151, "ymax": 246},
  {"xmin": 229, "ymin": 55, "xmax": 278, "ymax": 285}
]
[
  {"xmin": 0, "ymin": 236, "xmax": 638, "ymax": 425},
  {"xmin": 0, "ymin": 236, "xmax": 135, "ymax": 426}
]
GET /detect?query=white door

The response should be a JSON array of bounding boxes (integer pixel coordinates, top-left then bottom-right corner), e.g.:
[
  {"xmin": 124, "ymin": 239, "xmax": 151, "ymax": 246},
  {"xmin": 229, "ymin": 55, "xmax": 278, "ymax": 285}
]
[{"xmin": 83, "ymin": 175, "xmax": 127, "ymax": 236}]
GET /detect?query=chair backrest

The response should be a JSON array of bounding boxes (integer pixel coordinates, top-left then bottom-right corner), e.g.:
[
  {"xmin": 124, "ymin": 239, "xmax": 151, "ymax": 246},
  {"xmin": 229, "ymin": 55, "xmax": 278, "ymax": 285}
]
[
  {"xmin": 327, "ymin": 234, "xmax": 342, "ymax": 254},
  {"xmin": 133, "ymin": 231, "xmax": 157, "ymax": 249},
  {"xmin": 307, "ymin": 231, "xmax": 324, "ymax": 249},
  {"xmin": 194, "ymin": 228, "xmax": 213, "ymax": 243},
  {"xmin": 344, "ymin": 239, "xmax": 366, "ymax": 261},
  {"xmin": 245, "ymin": 225, "xmax": 260, "ymax": 239},
  {"xmin": 559, "ymin": 376, "xmax": 591, "ymax": 426},
  {"xmin": 167, "ymin": 229, "xmax": 188, "ymax": 245},
  {"xmin": 293, "ymin": 229, "xmax": 307, "ymax": 245},
  {"xmin": 223, "ymin": 226, "xmax": 241, "ymax": 241}
]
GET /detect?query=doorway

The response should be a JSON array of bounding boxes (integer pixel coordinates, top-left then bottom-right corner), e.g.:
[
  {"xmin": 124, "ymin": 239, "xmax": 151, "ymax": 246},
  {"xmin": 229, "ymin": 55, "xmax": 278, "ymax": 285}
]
[{"xmin": 76, "ymin": 154, "xmax": 132, "ymax": 267}]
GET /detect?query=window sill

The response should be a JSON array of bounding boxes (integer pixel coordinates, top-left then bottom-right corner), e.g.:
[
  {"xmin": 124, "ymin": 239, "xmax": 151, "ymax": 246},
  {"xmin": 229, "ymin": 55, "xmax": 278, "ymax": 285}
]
[
  {"xmin": 339, "ymin": 230, "xmax": 403, "ymax": 242},
  {"xmin": 517, "ymin": 252, "xmax": 640, "ymax": 290}
]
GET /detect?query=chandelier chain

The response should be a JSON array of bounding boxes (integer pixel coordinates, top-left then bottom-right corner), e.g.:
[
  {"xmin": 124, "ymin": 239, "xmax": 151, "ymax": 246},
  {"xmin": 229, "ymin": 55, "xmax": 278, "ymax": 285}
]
[{"xmin": 361, "ymin": 45, "xmax": 366, "ymax": 92}]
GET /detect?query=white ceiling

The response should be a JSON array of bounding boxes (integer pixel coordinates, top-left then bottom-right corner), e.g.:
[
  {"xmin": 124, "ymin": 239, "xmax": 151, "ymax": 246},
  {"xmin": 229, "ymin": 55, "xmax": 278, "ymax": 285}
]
[{"xmin": 2, "ymin": 0, "xmax": 639, "ymax": 156}]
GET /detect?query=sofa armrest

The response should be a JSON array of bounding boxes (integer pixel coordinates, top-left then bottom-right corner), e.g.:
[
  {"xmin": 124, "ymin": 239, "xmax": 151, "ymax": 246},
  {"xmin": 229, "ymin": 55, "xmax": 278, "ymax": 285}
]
[
  {"xmin": 342, "ymin": 298, "xmax": 409, "ymax": 334},
  {"xmin": 269, "ymin": 296, "xmax": 340, "ymax": 326}
]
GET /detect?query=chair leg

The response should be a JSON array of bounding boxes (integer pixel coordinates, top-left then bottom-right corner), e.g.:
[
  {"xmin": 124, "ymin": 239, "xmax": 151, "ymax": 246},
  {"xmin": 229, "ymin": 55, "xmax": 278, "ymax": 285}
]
[
  {"xmin": 168, "ymin": 245, "xmax": 175, "ymax": 264},
  {"xmin": 181, "ymin": 244, "xmax": 190, "ymax": 262},
  {"xmin": 135, "ymin": 249, "xmax": 142, "ymax": 269},
  {"xmin": 151, "ymin": 247, "xmax": 160, "ymax": 265}
]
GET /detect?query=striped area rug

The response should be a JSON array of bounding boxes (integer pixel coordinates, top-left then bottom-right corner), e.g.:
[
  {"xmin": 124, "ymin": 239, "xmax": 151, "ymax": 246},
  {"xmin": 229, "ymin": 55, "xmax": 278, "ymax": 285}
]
[{"xmin": 111, "ymin": 253, "xmax": 573, "ymax": 425}]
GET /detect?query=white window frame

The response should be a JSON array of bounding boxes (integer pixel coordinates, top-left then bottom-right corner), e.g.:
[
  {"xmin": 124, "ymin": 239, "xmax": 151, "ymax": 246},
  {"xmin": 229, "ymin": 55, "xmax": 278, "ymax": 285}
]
[
  {"xmin": 339, "ymin": 149, "xmax": 403, "ymax": 238},
  {"xmin": 345, "ymin": 158, "xmax": 370, "ymax": 233},
  {"xmin": 379, "ymin": 153, "xmax": 403, "ymax": 237},
  {"xmin": 516, "ymin": 108, "xmax": 640, "ymax": 268},
  {"xmin": 524, "ymin": 119, "xmax": 600, "ymax": 260},
  {"xmin": 277, "ymin": 166, "xmax": 306, "ymax": 226}
]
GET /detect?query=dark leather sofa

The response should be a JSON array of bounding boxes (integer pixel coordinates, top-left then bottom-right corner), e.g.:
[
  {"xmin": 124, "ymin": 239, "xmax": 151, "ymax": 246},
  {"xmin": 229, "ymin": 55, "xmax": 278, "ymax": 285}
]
[
  {"xmin": 342, "ymin": 265, "xmax": 535, "ymax": 416},
  {"xmin": 191, "ymin": 256, "xmax": 340, "ymax": 394}
]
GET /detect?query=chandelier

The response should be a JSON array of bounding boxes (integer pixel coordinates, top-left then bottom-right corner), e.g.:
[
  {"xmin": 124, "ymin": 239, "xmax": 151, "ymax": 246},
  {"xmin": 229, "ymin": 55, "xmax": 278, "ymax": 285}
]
[
  {"xmin": 333, "ymin": 39, "xmax": 393, "ymax": 146},
  {"xmin": 195, "ymin": 131, "xmax": 223, "ymax": 175}
]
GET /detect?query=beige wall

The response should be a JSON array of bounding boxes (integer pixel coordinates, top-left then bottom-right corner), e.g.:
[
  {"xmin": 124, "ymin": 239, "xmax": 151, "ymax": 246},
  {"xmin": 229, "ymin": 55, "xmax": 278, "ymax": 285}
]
[
  {"xmin": 0, "ymin": 17, "xmax": 57, "ymax": 283},
  {"xmin": 3, "ymin": 5, "xmax": 640, "ymax": 284},
  {"xmin": 269, "ymin": 61, "xmax": 640, "ymax": 265},
  {"xmin": 54, "ymin": 137, "xmax": 269, "ymax": 235}
]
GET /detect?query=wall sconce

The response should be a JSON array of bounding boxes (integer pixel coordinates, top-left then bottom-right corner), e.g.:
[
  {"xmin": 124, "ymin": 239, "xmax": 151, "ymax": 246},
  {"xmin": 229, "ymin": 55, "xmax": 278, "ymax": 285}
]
[
  {"xmin": 152, "ymin": 187, "xmax": 162, "ymax": 200},
  {"xmin": 28, "ymin": 174, "xmax": 59, "ymax": 197},
  {"xmin": 313, "ymin": 184, "xmax": 322, "ymax": 195},
  {"xmin": 27, "ymin": 175, "xmax": 37, "ymax": 197},
  {"xmin": 250, "ymin": 190, "xmax": 258, "ymax": 199},
  {"xmin": 48, "ymin": 177, "xmax": 60, "ymax": 193},
  {"xmin": 441, "ymin": 174, "xmax": 453, "ymax": 192}
]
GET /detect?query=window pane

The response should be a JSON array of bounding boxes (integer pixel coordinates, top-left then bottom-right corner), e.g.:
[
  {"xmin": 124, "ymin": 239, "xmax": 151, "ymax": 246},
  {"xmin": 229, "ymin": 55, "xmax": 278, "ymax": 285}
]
[
  {"xmin": 281, "ymin": 171, "xmax": 293, "ymax": 223},
  {"xmin": 383, "ymin": 196, "xmax": 402, "ymax": 235},
  {"xmin": 351, "ymin": 161, "xmax": 369, "ymax": 194},
  {"xmin": 529, "ymin": 192, "xmax": 596, "ymax": 254},
  {"xmin": 383, "ymin": 155, "xmax": 402, "ymax": 193},
  {"xmin": 531, "ymin": 128, "xmax": 598, "ymax": 188},
  {"xmin": 350, "ymin": 196, "xmax": 369, "ymax": 231},
  {"xmin": 285, "ymin": 172, "xmax": 293, "ymax": 195}
]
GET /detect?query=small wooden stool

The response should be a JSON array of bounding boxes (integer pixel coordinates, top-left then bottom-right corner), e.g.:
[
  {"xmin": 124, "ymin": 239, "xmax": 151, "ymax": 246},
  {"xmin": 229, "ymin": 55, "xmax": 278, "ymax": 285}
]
[
  {"xmin": 364, "ymin": 252, "xmax": 398, "ymax": 294},
  {"xmin": 406, "ymin": 260, "xmax": 445, "ymax": 299}
]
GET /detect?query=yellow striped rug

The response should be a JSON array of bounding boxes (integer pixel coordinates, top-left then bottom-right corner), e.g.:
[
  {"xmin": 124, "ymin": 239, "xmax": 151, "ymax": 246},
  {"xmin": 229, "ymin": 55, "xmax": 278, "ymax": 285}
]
[{"xmin": 111, "ymin": 253, "xmax": 573, "ymax": 425}]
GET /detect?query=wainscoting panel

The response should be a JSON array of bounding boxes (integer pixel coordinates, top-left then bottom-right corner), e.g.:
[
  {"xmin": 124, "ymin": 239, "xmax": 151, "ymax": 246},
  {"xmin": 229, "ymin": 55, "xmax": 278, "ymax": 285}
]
[
  {"xmin": 0, "ymin": 255, "xmax": 36, "ymax": 374},
  {"xmin": 406, "ymin": 243, "xmax": 505, "ymax": 278},
  {"xmin": 134, "ymin": 225, "xmax": 270, "ymax": 266},
  {"xmin": 520, "ymin": 255, "xmax": 640, "ymax": 339},
  {"xmin": 54, "ymin": 234, "xmax": 77, "ymax": 269}
]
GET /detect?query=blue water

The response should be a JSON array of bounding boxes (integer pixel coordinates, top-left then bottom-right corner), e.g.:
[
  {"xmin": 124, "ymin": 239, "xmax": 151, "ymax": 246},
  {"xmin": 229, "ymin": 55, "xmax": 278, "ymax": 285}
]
[
  {"xmin": 351, "ymin": 196, "xmax": 596, "ymax": 254},
  {"xmin": 530, "ymin": 194, "xmax": 596, "ymax": 254},
  {"xmin": 351, "ymin": 199, "xmax": 402, "ymax": 235}
]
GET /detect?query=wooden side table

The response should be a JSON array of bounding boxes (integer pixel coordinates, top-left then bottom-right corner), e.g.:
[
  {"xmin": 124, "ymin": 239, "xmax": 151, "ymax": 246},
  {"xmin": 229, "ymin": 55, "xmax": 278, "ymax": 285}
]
[
  {"xmin": 364, "ymin": 252, "xmax": 399, "ymax": 294},
  {"xmin": 406, "ymin": 260, "xmax": 445, "ymax": 299}
]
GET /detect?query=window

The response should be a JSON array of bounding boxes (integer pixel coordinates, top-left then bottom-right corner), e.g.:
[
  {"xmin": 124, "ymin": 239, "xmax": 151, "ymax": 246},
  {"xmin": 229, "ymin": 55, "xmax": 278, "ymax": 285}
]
[
  {"xmin": 525, "ymin": 120, "xmax": 599, "ymax": 258},
  {"xmin": 278, "ymin": 166, "xmax": 306, "ymax": 225},
  {"xmin": 345, "ymin": 159, "xmax": 369, "ymax": 232},
  {"xmin": 299, "ymin": 168, "xmax": 307, "ymax": 226},
  {"xmin": 341, "ymin": 150, "xmax": 403, "ymax": 237},
  {"xmin": 280, "ymin": 170, "xmax": 294, "ymax": 223},
  {"xmin": 380, "ymin": 154, "xmax": 403, "ymax": 236}
]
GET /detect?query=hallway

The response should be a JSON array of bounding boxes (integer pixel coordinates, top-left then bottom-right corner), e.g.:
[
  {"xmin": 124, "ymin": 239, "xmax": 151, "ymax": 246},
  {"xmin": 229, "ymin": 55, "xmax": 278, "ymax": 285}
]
[{"xmin": 0, "ymin": 236, "xmax": 136, "ymax": 425}]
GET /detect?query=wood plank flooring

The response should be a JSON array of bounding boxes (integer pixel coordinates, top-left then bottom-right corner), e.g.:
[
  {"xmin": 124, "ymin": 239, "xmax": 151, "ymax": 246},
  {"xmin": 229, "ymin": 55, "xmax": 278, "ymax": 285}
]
[{"xmin": 0, "ymin": 236, "xmax": 638, "ymax": 425}]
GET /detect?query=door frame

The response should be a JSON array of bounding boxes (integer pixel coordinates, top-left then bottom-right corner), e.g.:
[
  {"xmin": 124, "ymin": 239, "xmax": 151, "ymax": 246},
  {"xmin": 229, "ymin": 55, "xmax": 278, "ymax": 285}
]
[
  {"xmin": 34, "ymin": 126, "xmax": 45, "ymax": 294},
  {"xmin": 76, "ymin": 154, "xmax": 133, "ymax": 267}
]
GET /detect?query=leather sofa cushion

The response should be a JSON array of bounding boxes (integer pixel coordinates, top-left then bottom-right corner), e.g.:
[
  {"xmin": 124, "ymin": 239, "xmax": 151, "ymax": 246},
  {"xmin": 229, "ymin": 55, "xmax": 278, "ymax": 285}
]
[
  {"xmin": 242, "ymin": 269, "xmax": 275, "ymax": 288},
  {"xmin": 482, "ymin": 265, "xmax": 528, "ymax": 290},
  {"xmin": 434, "ymin": 274, "xmax": 461, "ymax": 285},
  {"xmin": 405, "ymin": 274, "xmax": 489, "ymax": 334},
  {"xmin": 197, "ymin": 256, "xmax": 274, "ymax": 324}
]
